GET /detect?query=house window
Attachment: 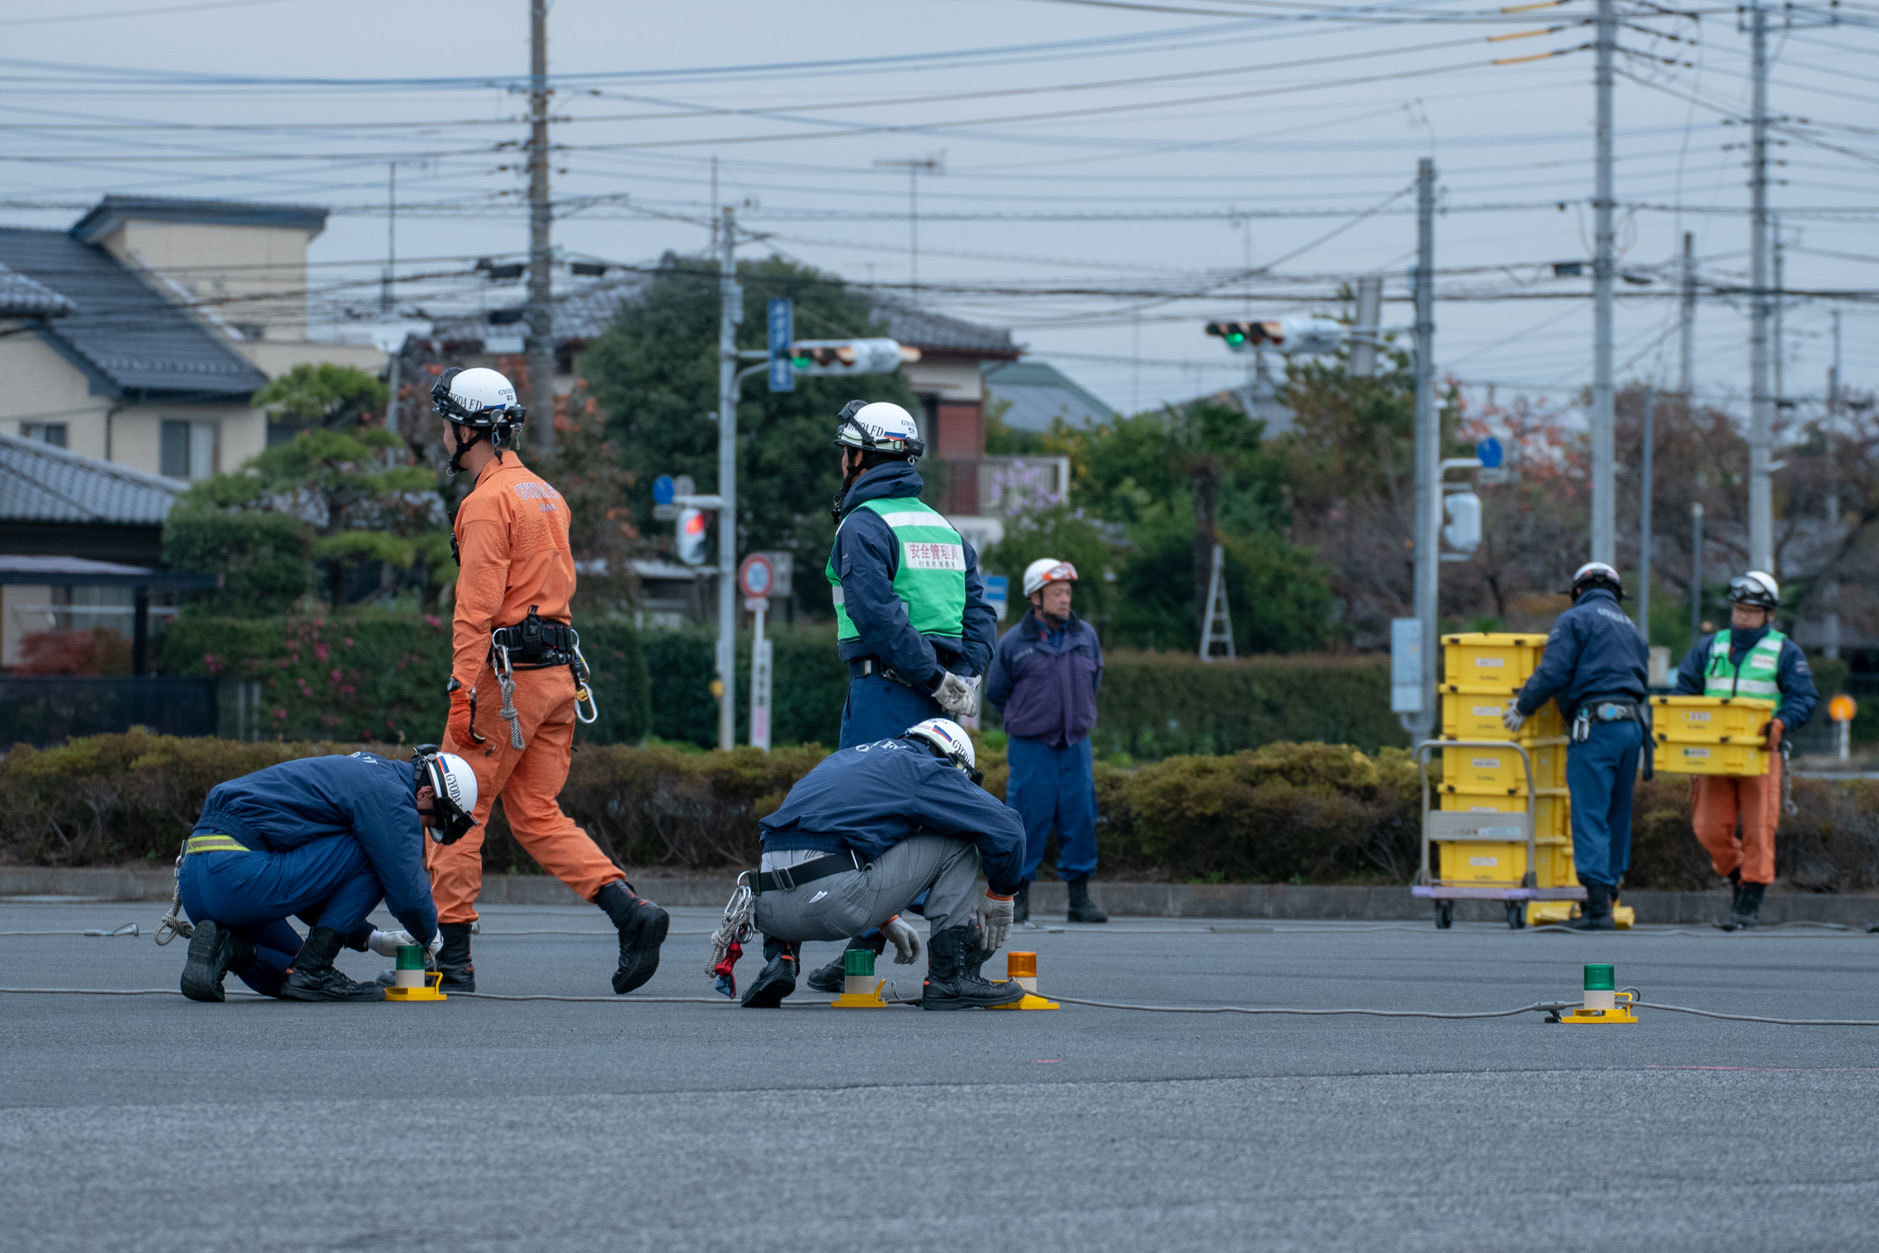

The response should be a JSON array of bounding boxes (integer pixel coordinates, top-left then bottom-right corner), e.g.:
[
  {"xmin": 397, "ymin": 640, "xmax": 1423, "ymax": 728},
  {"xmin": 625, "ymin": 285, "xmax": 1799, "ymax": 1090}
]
[
  {"xmin": 160, "ymin": 419, "xmax": 216, "ymax": 480},
  {"xmin": 20, "ymin": 422, "xmax": 67, "ymax": 448}
]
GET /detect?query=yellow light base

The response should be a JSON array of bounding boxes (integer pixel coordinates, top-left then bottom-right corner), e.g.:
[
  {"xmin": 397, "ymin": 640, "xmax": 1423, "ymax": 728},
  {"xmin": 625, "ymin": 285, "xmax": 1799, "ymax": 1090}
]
[
  {"xmin": 384, "ymin": 971, "xmax": 448, "ymax": 1002},
  {"xmin": 1557, "ymin": 993, "xmax": 1638, "ymax": 1024},
  {"xmin": 829, "ymin": 979, "xmax": 890, "ymax": 1009},
  {"xmin": 990, "ymin": 990, "xmax": 1060, "ymax": 1010},
  {"xmin": 1526, "ymin": 902, "xmax": 1636, "ymax": 929}
]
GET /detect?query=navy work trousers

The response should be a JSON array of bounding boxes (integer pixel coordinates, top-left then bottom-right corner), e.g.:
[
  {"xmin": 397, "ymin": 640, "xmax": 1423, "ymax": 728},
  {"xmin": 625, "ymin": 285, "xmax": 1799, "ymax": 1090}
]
[
  {"xmin": 838, "ymin": 674, "xmax": 944, "ymax": 749},
  {"xmin": 179, "ymin": 836, "xmax": 385, "ymax": 996},
  {"xmin": 1007, "ymin": 734, "xmax": 1098, "ymax": 883},
  {"xmin": 1564, "ymin": 719, "xmax": 1644, "ymax": 889}
]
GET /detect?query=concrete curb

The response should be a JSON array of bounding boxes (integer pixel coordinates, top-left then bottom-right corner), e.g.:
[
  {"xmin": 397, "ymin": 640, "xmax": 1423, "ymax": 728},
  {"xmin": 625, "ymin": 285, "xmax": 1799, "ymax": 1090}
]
[{"xmin": 3, "ymin": 865, "xmax": 1876, "ymax": 926}]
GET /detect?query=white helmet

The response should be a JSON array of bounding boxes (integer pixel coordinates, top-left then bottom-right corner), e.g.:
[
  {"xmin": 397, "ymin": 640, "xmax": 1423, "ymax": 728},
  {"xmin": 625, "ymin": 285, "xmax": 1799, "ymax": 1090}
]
[
  {"xmin": 1022, "ymin": 557, "xmax": 1079, "ymax": 599},
  {"xmin": 832, "ymin": 399, "xmax": 924, "ymax": 459},
  {"xmin": 902, "ymin": 717, "xmax": 980, "ymax": 782},
  {"xmin": 431, "ymin": 366, "xmax": 525, "ymax": 472},
  {"xmin": 1569, "ymin": 560, "xmax": 1623, "ymax": 601},
  {"xmin": 413, "ymin": 744, "xmax": 479, "ymax": 845},
  {"xmin": 1728, "ymin": 569, "xmax": 1780, "ymax": 609}
]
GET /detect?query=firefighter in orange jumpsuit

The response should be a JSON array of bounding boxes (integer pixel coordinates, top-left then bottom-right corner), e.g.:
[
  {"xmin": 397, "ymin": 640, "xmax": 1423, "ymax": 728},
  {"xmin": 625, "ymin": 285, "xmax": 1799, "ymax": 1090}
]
[{"xmin": 427, "ymin": 365, "xmax": 668, "ymax": 993}]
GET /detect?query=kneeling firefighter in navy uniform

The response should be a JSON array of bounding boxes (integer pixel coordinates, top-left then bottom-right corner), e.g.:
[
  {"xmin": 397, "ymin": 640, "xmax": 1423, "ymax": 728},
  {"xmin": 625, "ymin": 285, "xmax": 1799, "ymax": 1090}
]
[
  {"xmin": 1504, "ymin": 561, "xmax": 1650, "ymax": 932},
  {"xmin": 738, "ymin": 719, "xmax": 1027, "ymax": 1011},
  {"xmin": 174, "ymin": 747, "xmax": 476, "ymax": 1002}
]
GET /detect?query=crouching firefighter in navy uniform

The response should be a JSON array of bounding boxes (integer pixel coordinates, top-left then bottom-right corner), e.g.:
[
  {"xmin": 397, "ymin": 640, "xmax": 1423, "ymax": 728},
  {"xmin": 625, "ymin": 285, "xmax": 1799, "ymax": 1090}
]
[
  {"xmin": 737, "ymin": 719, "xmax": 1028, "ymax": 1011},
  {"xmin": 175, "ymin": 747, "xmax": 476, "ymax": 1002},
  {"xmin": 985, "ymin": 557, "xmax": 1107, "ymax": 925},
  {"xmin": 1504, "ymin": 562, "xmax": 1650, "ymax": 932},
  {"xmin": 826, "ymin": 399, "xmax": 997, "ymax": 747}
]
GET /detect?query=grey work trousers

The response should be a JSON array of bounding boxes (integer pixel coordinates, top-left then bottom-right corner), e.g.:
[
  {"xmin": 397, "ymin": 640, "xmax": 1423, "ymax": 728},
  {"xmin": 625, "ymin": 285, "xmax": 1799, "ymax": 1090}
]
[{"xmin": 754, "ymin": 836, "xmax": 981, "ymax": 942}]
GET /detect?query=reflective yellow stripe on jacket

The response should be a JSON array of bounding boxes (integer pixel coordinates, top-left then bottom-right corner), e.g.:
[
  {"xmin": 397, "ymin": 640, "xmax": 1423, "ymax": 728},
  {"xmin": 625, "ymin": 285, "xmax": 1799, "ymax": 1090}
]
[{"xmin": 184, "ymin": 834, "xmax": 249, "ymax": 855}]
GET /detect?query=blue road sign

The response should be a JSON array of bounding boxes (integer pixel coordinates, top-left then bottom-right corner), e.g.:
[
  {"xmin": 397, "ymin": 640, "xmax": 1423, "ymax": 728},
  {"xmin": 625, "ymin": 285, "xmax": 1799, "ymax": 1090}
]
[
  {"xmin": 653, "ymin": 474, "xmax": 675, "ymax": 506},
  {"xmin": 1476, "ymin": 437, "xmax": 1504, "ymax": 469},
  {"xmin": 984, "ymin": 574, "xmax": 1009, "ymax": 621},
  {"xmin": 768, "ymin": 299, "xmax": 795, "ymax": 393}
]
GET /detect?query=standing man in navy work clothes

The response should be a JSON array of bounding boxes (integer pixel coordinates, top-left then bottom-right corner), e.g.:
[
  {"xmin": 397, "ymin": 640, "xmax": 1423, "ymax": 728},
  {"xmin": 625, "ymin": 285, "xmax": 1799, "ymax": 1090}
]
[
  {"xmin": 825, "ymin": 399, "xmax": 997, "ymax": 747},
  {"xmin": 1505, "ymin": 561, "xmax": 1650, "ymax": 931},
  {"xmin": 175, "ymin": 747, "xmax": 476, "ymax": 1002},
  {"xmin": 986, "ymin": 557, "xmax": 1108, "ymax": 925}
]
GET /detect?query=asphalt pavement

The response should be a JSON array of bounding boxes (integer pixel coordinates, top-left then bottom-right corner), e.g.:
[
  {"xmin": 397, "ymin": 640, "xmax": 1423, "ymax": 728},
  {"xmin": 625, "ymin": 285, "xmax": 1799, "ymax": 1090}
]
[{"xmin": 3, "ymin": 898, "xmax": 1876, "ymax": 1252}]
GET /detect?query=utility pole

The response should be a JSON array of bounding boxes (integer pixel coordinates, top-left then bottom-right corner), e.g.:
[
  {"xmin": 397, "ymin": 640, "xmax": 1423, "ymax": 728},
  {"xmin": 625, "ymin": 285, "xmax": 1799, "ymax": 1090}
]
[
  {"xmin": 874, "ymin": 155, "xmax": 942, "ymax": 291},
  {"xmin": 1678, "ymin": 231, "xmax": 1696, "ymax": 399},
  {"xmin": 1410, "ymin": 157, "xmax": 1438, "ymax": 741},
  {"xmin": 1772, "ymin": 211, "xmax": 1785, "ymax": 409},
  {"xmin": 382, "ymin": 162, "xmax": 400, "ymax": 438},
  {"xmin": 1590, "ymin": 0, "xmax": 1617, "ymax": 565},
  {"xmin": 1638, "ymin": 387, "xmax": 1656, "ymax": 642},
  {"xmin": 715, "ymin": 205, "xmax": 740, "ymax": 752},
  {"xmin": 1747, "ymin": 0, "xmax": 1774, "ymax": 572},
  {"xmin": 1690, "ymin": 501, "xmax": 1705, "ymax": 643},
  {"xmin": 524, "ymin": 0, "xmax": 556, "ymax": 456},
  {"xmin": 1351, "ymin": 274, "xmax": 1384, "ymax": 378},
  {"xmin": 1824, "ymin": 309, "xmax": 1842, "ymax": 659}
]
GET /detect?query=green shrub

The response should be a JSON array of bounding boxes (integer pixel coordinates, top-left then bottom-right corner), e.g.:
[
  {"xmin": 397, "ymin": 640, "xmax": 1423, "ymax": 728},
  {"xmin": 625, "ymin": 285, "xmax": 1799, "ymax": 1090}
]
[
  {"xmin": 162, "ymin": 507, "xmax": 311, "ymax": 615},
  {"xmin": 15, "ymin": 734, "xmax": 1872, "ymax": 893}
]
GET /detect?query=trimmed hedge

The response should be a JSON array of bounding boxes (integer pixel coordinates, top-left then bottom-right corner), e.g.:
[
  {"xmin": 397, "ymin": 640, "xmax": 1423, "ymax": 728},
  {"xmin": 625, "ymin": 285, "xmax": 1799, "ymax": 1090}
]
[{"xmin": 6, "ymin": 732, "xmax": 1875, "ymax": 893}]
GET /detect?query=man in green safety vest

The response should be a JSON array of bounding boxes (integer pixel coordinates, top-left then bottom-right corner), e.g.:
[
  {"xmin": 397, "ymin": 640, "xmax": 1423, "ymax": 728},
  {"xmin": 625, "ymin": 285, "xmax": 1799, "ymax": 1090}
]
[
  {"xmin": 811, "ymin": 398, "xmax": 998, "ymax": 993},
  {"xmin": 1671, "ymin": 570, "xmax": 1817, "ymax": 930}
]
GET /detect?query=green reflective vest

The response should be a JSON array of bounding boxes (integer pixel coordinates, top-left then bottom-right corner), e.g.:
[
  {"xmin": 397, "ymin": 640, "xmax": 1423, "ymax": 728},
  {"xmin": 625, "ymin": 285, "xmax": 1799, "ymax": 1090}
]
[
  {"xmin": 827, "ymin": 496, "xmax": 967, "ymax": 644},
  {"xmin": 1704, "ymin": 628, "xmax": 1785, "ymax": 701}
]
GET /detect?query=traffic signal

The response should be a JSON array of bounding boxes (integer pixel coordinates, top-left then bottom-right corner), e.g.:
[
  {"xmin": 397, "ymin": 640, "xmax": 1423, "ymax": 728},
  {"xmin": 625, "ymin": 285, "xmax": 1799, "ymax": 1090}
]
[
  {"xmin": 1205, "ymin": 316, "xmax": 1344, "ymax": 356},
  {"xmin": 676, "ymin": 506, "xmax": 710, "ymax": 566},
  {"xmin": 787, "ymin": 338, "xmax": 918, "ymax": 376},
  {"xmin": 1443, "ymin": 489, "xmax": 1482, "ymax": 555}
]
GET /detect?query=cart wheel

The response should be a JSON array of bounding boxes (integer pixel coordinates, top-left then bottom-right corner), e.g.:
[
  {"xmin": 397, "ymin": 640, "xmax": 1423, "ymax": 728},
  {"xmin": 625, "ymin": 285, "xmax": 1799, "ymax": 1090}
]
[
  {"xmin": 1434, "ymin": 901, "xmax": 1454, "ymax": 930},
  {"xmin": 1506, "ymin": 902, "xmax": 1526, "ymax": 930}
]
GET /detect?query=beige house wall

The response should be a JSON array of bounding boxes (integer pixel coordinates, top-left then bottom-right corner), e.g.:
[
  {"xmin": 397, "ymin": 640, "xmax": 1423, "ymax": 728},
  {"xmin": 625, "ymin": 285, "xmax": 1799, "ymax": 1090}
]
[
  {"xmin": 904, "ymin": 356, "xmax": 984, "ymax": 404},
  {"xmin": 99, "ymin": 219, "xmax": 313, "ymax": 340},
  {"xmin": 236, "ymin": 338, "xmax": 385, "ymax": 380},
  {"xmin": 0, "ymin": 331, "xmax": 114, "ymax": 459}
]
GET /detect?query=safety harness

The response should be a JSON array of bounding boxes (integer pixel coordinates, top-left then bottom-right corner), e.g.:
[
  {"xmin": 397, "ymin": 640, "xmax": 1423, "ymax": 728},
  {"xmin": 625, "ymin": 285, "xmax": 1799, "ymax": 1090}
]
[{"xmin": 464, "ymin": 606, "xmax": 600, "ymax": 750}]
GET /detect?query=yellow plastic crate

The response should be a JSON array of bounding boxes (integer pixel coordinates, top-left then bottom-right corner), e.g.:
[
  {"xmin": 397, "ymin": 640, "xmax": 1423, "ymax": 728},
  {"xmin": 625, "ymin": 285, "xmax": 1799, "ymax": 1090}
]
[
  {"xmin": 1439, "ymin": 789, "xmax": 1570, "ymax": 842},
  {"xmin": 1441, "ymin": 632, "xmax": 1548, "ymax": 690},
  {"xmin": 1435, "ymin": 837, "xmax": 1574, "ymax": 887},
  {"xmin": 1440, "ymin": 739, "xmax": 1568, "ymax": 795},
  {"xmin": 1440, "ymin": 686, "xmax": 1566, "ymax": 742},
  {"xmin": 1652, "ymin": 738, "xmax": 1771, "ymax": 777},
  {"xmin": 1650, "ymin": 695, "xmax": 1777, "ymax": 743}
]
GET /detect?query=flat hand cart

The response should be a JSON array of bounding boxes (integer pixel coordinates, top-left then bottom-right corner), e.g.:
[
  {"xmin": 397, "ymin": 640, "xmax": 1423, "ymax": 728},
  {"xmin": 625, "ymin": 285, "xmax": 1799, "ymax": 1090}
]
[{"xmin": 1412, "ymin": 739, "xmax": 1586, "ymax": 930}]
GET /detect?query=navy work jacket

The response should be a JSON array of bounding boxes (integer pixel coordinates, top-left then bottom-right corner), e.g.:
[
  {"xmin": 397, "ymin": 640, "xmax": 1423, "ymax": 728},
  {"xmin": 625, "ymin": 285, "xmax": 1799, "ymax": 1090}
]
[
  {"xmin": 1514, "ymin": 587, "xmax": 1649, "ymax": 721},
  {"xmin": 193, "ymin": 752, "xmax": 437, "ymax": 942},
  {"xmin": 985, "ymin": 610, "xmax": 1103, "ymax": 748},
  {"xmin": 828, "ymin": 462, "xmax": 997, "ymax": 686},
  {"xmin": 759, "ymin": 738, "xmax": 1025, "ymax": 896},
  {"xmin": 1672, "ymin": 626, "xmax": 1819, "ymax": 731}
]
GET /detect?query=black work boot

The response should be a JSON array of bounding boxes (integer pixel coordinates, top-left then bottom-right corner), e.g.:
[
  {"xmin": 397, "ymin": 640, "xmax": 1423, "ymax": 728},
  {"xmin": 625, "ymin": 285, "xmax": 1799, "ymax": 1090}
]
[
  {"xmin": 1721, "ymin": 881, "xmax": 1767, "ymax": 931},
  {"xmin": 1566, "ymin": 882, "xmax": 1617, "ymax": 931},
  {"xmin": 1066, "ymin": 876, "xmax": 1109, "ymax": 924},
  {"xmin": 808, "ymin": 932, "xmax": 885, "ymax": 994},
  {"xmin": 1012, "ymin": 882, "xmax": 1031, "ymax": 926},
  {"xmin": 436, "ymin": 922, "xmax": 475, "ymax": 991},
  {"xmin": 596, "ymin": 880, "xmax": 669, "ymax": 995},
  {"xmin": 1725, "ymin": 867, "xmax": 1744, "ymax": 917},
  {"xmin": 921, "ymin": 925, "xmax": 1026, "ymax": 1011},
  {"xmin": 180, "ymin": 920, "xmax": 255, "ymax": 1003},
  {"xmin": 740, "ymin": 938, "xmax": 798, "ymax": 1009},
  {"xmin": 281, "ymin": 926, "xmax": 385, "ymax": 1002}
]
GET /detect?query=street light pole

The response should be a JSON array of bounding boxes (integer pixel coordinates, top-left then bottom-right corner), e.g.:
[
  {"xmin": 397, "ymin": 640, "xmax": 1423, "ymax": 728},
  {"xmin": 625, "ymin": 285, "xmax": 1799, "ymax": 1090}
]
[
  {"xmin": 716, "ymin": 206, "xmax": 740, "ymax": 752},
  {"xmin": 1590, "ymin": 0, "xmax": 1617, "ymax": 565}
]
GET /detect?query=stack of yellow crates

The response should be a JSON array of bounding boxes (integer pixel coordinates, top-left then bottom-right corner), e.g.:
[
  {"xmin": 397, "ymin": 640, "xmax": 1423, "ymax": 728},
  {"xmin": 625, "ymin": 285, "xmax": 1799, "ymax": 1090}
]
[
  {"xmin": 1649, "ymin": 695, "xmax": 1776, "ymax": 775},
  {"xmin": 1436, "ymin": 633, "xmax": 1577, "ymax": 926}
]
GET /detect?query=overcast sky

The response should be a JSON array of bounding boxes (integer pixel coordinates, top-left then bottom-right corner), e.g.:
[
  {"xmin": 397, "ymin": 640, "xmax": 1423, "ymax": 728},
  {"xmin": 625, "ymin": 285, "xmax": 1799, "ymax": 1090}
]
[{"xmin": 5, "ymin": 0, "xmax": 1876, "ymax": 422}]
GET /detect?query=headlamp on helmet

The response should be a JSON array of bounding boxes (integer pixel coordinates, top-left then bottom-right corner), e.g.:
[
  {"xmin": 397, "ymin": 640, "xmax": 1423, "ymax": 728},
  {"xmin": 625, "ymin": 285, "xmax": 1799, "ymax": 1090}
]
[
  {"xmin": 413, "ymin": 743, "xmax": 478, "ymax": 845},
  {"xmin": 431, "ymin": 366, "xmax": 526, "ymax": 474}
]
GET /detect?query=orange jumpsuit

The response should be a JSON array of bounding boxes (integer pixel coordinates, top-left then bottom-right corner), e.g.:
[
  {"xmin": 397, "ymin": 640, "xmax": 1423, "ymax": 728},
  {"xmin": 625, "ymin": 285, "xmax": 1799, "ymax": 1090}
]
[
  {"xmin": 430, "ymin": 454, "xmax": 624, "ymax": 924},
  {"xmin": 1690, "ymin": 755, "xmax": 1783, "ymax": 886}
]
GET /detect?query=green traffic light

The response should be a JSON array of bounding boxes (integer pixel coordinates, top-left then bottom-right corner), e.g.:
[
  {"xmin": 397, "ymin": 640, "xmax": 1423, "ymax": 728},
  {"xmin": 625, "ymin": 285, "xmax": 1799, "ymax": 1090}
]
[{"xmin": 1227, "ymin": 332, "xmax": 1246, "ymax": 345}]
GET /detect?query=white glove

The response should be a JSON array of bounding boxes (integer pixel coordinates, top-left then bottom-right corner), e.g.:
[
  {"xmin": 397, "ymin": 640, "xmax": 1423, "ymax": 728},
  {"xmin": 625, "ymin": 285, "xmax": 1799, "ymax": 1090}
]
[
  {"xmin": 427, "ymin": 930, "xmax": 445, "ymax": 959},
  {"xmin": 933, "ymin": 671, "xmax": 979, "ymax": 719},
  {"xmin": 1502, "ymin": 701, "xmax": 1527, "ymax": 734},
  {"xmin": 881, "ymin": 915, "xmax": 923, "ymax": 965},
  {"xmin": 367, "ymin": 928, "xmax": 418, "ymax": 957},
  {"xmin": 975, "ymin": 892, "xmax": 1015, "ymax": 953}
]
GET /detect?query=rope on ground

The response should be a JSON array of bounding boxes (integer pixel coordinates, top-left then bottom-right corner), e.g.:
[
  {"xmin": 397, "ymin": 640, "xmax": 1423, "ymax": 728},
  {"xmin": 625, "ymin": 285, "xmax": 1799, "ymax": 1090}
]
[
  {"xmin": 1633, "ymin": 1001, "xmax": 1879, "ymax": 1027},
  {"xmin": 1051, "ymin": 996, "xmax": 1577, "ymax": 1020},
  {"xmin": 452, "ymin": 991, "xmax": 742, "ymax": 1005}
]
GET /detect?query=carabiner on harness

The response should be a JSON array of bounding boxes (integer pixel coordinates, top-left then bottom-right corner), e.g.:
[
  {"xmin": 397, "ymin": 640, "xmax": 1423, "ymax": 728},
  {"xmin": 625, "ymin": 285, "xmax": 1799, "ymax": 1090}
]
[
  {"xmin": 569, "ymin": 629, "xmax": 599, "ymax": 726},
  {"xmin": 153, "ymin": 839, "xmax": 195, "ymax": 946},
  {"xmin": 491, "ymin": 641, "xmax": 525, "ymax": 750}
]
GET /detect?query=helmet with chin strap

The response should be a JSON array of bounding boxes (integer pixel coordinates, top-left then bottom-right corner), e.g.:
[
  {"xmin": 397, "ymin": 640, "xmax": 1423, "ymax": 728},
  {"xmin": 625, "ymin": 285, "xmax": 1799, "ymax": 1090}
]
[
  {"xmin": 830, "ymin": 399, "xmax": 924, "ymax": 522},
  {"xmin": 412, "ymin": 744, "xmax": 478, "ymax": 844},
  {"xmin": 901, "ymin": 717, "xmax": 982, "ymax": 785},
  {"xmin": 1568, "ymin": 560, "xmax": 1624, "ymax": 601},
  {"xmin": 1728, "ymin": 569, "xmax": 1780, "ymax": 610},
  {"xmin": 432, "ymin": 366, "xmax": 526, "ymax": 474}
]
